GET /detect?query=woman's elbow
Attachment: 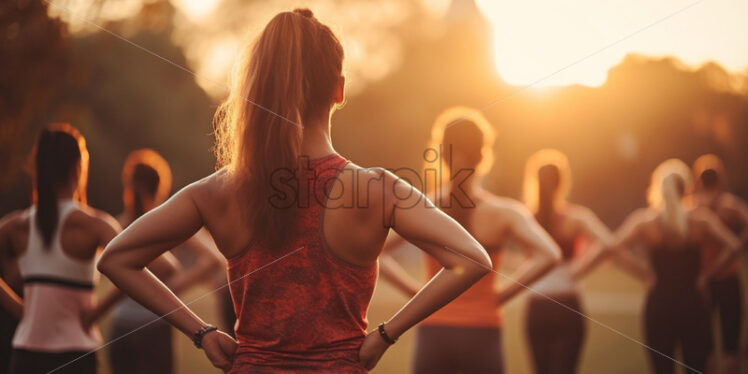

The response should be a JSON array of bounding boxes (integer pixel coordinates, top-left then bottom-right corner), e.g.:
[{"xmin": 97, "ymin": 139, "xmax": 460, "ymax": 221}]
[
  {"xmin": 465, "ymin": 246, "xmax": 492, "ymax": 276},
  {"xmin": 97, "ymin": 245, "xmax": 119, "ymax": 276}
]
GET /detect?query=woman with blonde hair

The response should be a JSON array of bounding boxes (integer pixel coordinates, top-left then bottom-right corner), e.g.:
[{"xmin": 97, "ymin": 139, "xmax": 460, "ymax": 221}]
[
  {"xmin": 521, "ymin": 148, "xmax": 634, "ymax": 374},
  {"xmin": 691, "ymin": 154, "xmax": 746, "ymax": 374},
  {"xmin": 380, "ymin": 107, "xmax": 561, "ymax": 374},
  {"xmin": 614, "ymin": 158, "xmax": 741, "ymax": 374},
  {"xmin": 97, "ymin": 8, "xmax": 492, "ymax": 373}
]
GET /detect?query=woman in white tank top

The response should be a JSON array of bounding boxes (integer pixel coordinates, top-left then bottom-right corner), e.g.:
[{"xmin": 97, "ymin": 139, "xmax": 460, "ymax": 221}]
[{"xmin": 0, "ymin": 124, "xmax": 121, "ymax": 374}]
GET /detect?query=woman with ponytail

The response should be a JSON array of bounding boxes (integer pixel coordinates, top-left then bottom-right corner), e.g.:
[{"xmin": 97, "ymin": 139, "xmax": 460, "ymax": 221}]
[
  {"xmin": 379, "ymin": 108, "xmax": 562, "ymax": 374},
  {"xmin": 521, "ymin": 149, "xmax": 648, "ymax": 374},
  {"xmin": 0, "ymin": 124, "xmax": 121, "ymax": 374},
  {"xmin": 614, "ymin": 158, "xmax": 742, "ymax": 374},
  {"xmin": 523, "ymin": 150, "xmax": 588, "ymax": 374},
  {"xmin": 692, "ymin": 154, "xmax": 747, "ymax": 374},
  {"xmin": 108, "ymin": 149, "xmax": 223, "ymax": 374},
  {"xmin": 98, "ymin": 9, "xmax": 492, "ymax": 373}
]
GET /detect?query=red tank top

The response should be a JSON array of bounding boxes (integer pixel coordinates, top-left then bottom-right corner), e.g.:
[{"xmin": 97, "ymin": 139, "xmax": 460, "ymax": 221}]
[{"xmin": 227, "ymin": 154, "xmax": 377, "ymax": 373}]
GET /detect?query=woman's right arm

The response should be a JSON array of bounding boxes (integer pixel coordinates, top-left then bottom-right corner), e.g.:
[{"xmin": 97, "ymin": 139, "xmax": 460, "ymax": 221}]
[
  {"xmin": 98, "ymin": 182, "xmax": 236, "ymax": 372},
  {"xmin": 358, "ymin": 174, "xmax": 492, "ymax": 369}
]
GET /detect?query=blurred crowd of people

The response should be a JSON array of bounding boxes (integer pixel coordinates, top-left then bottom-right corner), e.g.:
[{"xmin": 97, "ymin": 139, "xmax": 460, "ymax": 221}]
[{"xmin": 1, "ymin": 7, "xmax": 746, "ymax": 374}]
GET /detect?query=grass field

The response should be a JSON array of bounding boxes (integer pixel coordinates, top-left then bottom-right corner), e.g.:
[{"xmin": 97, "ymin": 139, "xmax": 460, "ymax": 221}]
[{"xmin": 94, "ymin": 252, "xmax": 748, "ymax": 374}]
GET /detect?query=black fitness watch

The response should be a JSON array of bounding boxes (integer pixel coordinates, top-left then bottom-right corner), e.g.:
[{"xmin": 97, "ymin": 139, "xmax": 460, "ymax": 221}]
[
  {"xmin": 378, "ymin": 323, "xmax": 397, "ymax": 345},
  {"xmin": 193, "ymin": 324, "xmax": 218, "ymax": 349}
]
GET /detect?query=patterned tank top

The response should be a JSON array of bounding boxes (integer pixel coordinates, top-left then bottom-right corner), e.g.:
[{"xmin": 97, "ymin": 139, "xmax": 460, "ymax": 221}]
[{"xmin": 227, "ymin": 154, "xmax": 377, "ymax": 373}]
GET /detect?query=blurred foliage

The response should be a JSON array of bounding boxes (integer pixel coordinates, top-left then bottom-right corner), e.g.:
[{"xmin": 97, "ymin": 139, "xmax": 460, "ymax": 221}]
[
  {"xmin": 1, "ymin": 1, "xmax": 214, "ymax": 214},
  {"xmin": 1, "ymin": 0, "xmax": 747, "ymax": 230}
]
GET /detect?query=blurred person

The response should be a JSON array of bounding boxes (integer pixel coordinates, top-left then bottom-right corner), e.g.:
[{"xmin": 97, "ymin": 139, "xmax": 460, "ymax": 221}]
[
  {"xmin": 0, "ymin": 124, "xmax": 121, "ymax": 374},
  {"xmin": 521, "ymin": 148, "xmax": 651, "ymax": 374},
  {"xmin": 97, "ymin": 8, "xmax": 492, "ymax": 373},
  {"xmin": 380, "ymin": 107, "xmax": 562, "ymax": 374},
  {"xmin": 692, "ymin": 154, "xmax": 747, "ymax": 374},
  {"xmin": 107, "ymin": 149, "xmax": 223, "ymax": 374},
  {"xmin": 614, "ymin": 159, "xmax": 742, "ymax": 374}
]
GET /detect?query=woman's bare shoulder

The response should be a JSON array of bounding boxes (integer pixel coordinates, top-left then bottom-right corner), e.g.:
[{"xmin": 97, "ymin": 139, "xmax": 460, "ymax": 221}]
[
  {"xmin": 0, "ymin": 209, "xmax": 31, "ymax": 233},
  {"xmin": 70, "ymin": 206, "xmax": 120, "ymax": 232}
]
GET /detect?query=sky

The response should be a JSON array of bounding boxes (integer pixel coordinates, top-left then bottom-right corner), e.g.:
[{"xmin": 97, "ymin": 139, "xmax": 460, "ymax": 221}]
[
  {"xmin": 51, "ymin": 0, "xmax": 748, "ymax": 93},
  {"xmin": 473, "ymin": 0, "xmax": 748, "ymax": 86}
]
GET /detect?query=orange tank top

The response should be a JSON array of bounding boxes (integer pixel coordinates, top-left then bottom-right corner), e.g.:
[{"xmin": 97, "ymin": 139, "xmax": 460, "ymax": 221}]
[{"xmin": 422, "ymin": 247, "xmax": 503, "ymax": 328}]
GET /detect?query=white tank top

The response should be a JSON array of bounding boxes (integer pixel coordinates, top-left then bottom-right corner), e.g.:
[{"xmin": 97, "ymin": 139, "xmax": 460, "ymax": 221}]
[{"xmin": 13, "ymin": 199, "xmax": 102, "ymax": 352}]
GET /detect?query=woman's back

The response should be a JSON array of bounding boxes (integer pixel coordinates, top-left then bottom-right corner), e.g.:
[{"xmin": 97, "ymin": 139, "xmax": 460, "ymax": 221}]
[
  {"xmin": 223, "ymin": 154, "xmax": 376, "ymax": 371},
  {"xmin": 635, "ymin": 208, "xmax": 713, "ymax": 294},
  {"xmin": 13, "ymin": 200, "xmax": 101, "ymax": 352},
  {"xmin": 421, "ymin": 194, "xmax": 508, "ymax": 327}
]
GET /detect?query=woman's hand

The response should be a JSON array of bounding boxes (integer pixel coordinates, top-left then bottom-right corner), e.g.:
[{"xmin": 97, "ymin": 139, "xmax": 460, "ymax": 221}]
[
  {"xmin": 358, "ymin": 330, "xmax": 391, "ymax": 370},
  {"xmin": 201, "ymin": 330, "xmax": 237, "ymax": 373}
]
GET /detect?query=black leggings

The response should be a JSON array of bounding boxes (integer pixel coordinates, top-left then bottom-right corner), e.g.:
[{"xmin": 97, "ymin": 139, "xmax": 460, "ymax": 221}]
[
  {"xmin": 645, "ymin": 291, "xmax": 712, "ymax": 374},
  {"xmin": 8, "ymin": 348, "xmax": 96, "ymax": 374},
  {"xmin": 413, "ymin": 325, "xmax": 504, "ymax": 374},
  {"xmin": 526, "ymin": 293, "xmax": 586, "ymax": 374},
  {"xmin": 108, "ymin": 319, "xmax": 173, "ymax": 374},
  {"xmin": 708, "ymin": 275, "xmax": 742, "ymax": 354}
]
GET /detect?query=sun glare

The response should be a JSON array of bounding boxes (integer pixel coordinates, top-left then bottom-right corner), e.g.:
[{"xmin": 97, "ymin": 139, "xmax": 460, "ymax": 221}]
[
  {"xmin": 173, "ymin": 0, "xmax": 219, "ymax": 21},
  {"xmin": 475, "ymin": 0, "xmax": 748, "ymax": 88}
]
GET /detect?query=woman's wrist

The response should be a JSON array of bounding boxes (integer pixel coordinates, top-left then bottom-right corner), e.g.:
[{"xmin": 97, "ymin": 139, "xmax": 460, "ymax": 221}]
[
  {"xmin": 193, "ymin": 324, "xmax": 218, "ymax": 348},
  {"xmin": 380, "ymin": 320, "xmax": 404, "ymax": 342}
]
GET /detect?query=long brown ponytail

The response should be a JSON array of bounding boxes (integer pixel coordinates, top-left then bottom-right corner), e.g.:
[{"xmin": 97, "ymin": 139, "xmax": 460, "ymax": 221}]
[
  {"xmin": 32, "ymin": 124, "xmax": 88, "ymax": 247},
  {"xmin": 214, "ymin": 8, "xmax": 343, "ymax": 247}
]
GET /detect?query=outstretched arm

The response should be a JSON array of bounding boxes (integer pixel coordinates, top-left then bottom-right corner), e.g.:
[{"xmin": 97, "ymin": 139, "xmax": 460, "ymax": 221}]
[
  {"xmin": 98, "ymin": 183, "xmax": 236, "ymax": 372},
  {"xmin": 496, "ymin": 207, "xmax": 561, "ymax": 305}
]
